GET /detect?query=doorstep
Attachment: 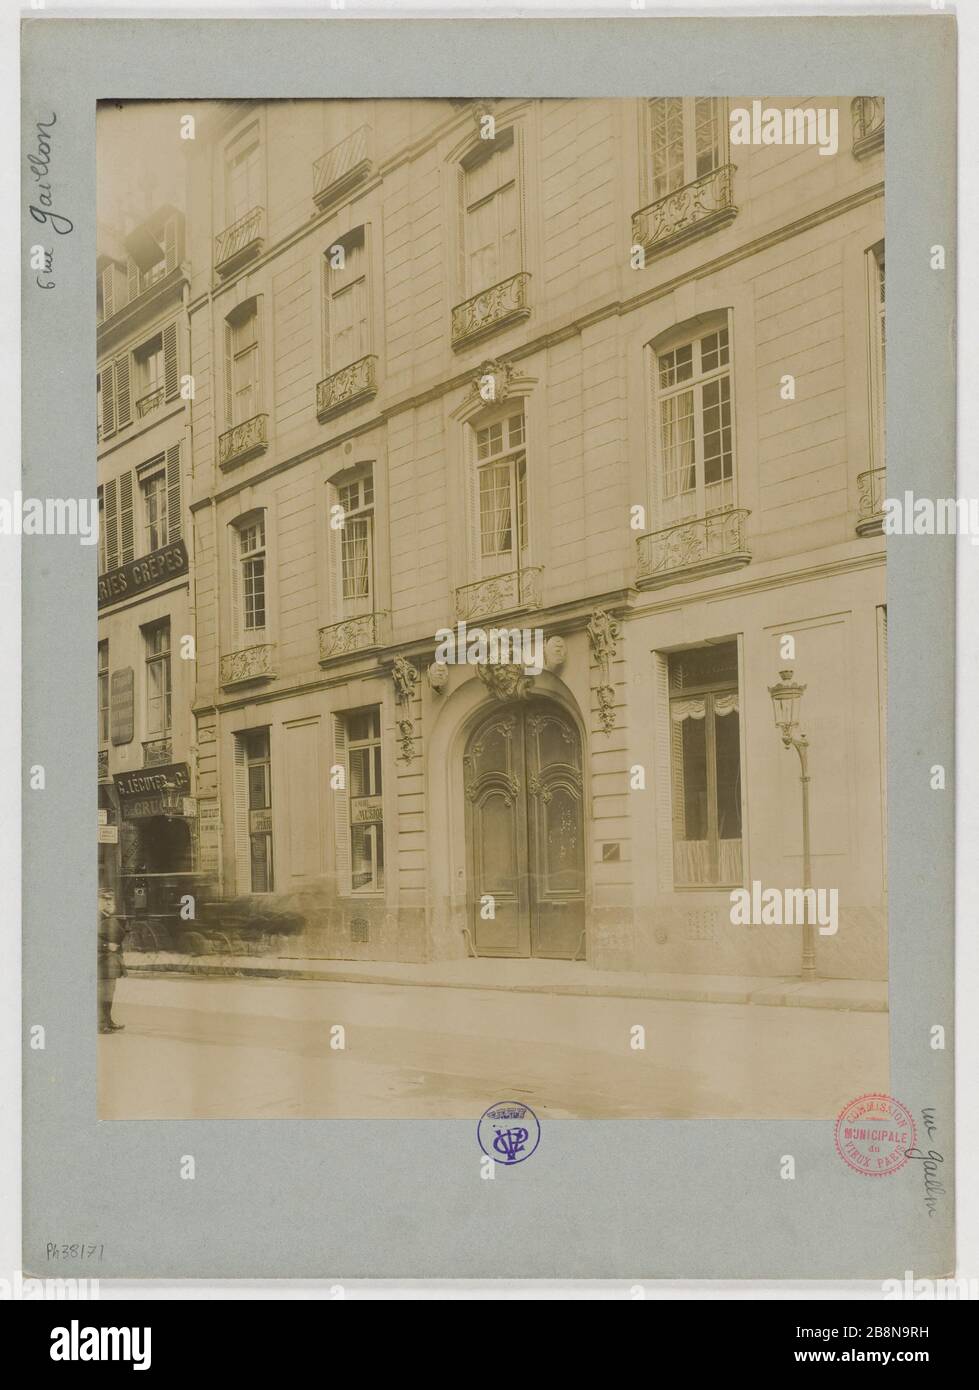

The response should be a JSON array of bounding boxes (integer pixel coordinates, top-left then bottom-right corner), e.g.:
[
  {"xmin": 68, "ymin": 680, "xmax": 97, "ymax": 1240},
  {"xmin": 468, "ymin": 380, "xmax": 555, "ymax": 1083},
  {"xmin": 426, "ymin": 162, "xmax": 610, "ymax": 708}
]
[{"xmin": 122, "ymin": 950, "xmax": 888, "ymax": 1012}]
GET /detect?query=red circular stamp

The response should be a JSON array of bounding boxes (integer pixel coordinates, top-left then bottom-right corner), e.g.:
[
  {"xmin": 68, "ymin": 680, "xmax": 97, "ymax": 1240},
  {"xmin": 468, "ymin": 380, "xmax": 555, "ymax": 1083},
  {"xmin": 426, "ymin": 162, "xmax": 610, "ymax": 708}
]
[{"xmin": 835, "ymin": 1093, "xmax": 916, "ymax": 1177}]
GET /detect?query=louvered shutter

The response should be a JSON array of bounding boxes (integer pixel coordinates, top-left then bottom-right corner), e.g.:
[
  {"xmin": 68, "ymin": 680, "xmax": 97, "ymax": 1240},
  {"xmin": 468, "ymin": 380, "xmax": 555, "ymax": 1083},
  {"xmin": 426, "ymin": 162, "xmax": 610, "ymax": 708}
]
[
  {"xmin": 163, "ymin": 320, "xmax": 179, "ymax": 401},
  {"xmin": 115, "ymin": 356, "xmax": 132, "ymax": 430},
  {"xmin": 332, "ymin": 714, "xmax": 350, "ymax": 895},
  {"xmin": 164, "ymin": 216, "xmax": 178, "ymax": 273},
  {"xmin": 232, "ymin": 735, "xmax": 251, "ymax": 895},
  {"xmin": 103, "ymin": 477, "xmax": 119, "ymax": 570},
  {"xmin": 127, "ymin": 258, "xmax": 139, "ymax": 304},
  {"xmin": 654, "ymin": 654, "xmax": 675, "ymax": 892},
  {"xmin": 101, "ymin": 362, "xmax": 116, "ymax": 437},
  {"xmin": 101, "ymin": 265, "xmax": 115, "ymax": 321},
  {"xmin": 166, "ymin": 444, "xmax": 181, "ymax": 542},
  {"xmin": 327, "ymin": 492, "xmax": 341, "ymax": 616},
  {"xmin": 119, "ymin": 470, "xmax": 135, "ymax": 563}
]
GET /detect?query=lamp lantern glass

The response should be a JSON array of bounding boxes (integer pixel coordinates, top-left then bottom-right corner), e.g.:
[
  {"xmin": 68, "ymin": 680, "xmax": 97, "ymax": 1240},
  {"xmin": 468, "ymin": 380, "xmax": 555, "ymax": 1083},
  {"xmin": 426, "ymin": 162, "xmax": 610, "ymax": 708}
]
[{"xmin": 769, "ymin": 668, "xmax": 806, "ymax": 737}]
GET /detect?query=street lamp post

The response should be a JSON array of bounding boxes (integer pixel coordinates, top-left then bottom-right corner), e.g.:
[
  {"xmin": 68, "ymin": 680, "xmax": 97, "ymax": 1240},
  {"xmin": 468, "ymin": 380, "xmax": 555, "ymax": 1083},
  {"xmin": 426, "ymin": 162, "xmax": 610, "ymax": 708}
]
[{"xmin": 768, "ymin": 668, "xmax": 816, "ymax": 981}]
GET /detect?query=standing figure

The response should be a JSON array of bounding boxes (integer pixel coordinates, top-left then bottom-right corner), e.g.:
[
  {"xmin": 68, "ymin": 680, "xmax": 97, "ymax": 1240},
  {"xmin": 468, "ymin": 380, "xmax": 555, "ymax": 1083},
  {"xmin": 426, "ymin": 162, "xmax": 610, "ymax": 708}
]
[{"xmin": 97, "ymin": 889, "xmax": 125, "ymax": 1034}]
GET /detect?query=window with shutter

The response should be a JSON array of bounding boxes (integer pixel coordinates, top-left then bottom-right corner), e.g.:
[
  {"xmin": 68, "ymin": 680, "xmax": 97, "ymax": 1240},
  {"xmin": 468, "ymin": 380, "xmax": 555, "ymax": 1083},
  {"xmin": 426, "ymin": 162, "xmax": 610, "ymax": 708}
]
[
  {"xmin": 462, "ymin": 130, "xmax": 519, "ymax": 298},
  {"xmin": 164, "ymin": 216, "xmax": 178, "ymax": 273},
  {"xmin": 323, "ymin": 228, "xmax": 368, "ymax": 375},
  {"xmin": 101, "ymin": 362, "xmax": 116, "ymax": 437}
]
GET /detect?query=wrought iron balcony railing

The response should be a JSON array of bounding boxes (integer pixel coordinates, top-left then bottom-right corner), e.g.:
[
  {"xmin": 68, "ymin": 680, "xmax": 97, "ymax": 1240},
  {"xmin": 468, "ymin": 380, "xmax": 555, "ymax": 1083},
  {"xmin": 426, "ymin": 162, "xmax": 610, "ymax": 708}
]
[
  {"xmin": 318, "ymin": 611, "xmax": 389, "ymax": 663},
  {"xmin": 136, "ymin": 386, "xmax": 165, "ymax": 420},
  {"xmin": 316, "ymin": 354, "xmax": 378, "ymax": 421},
  {"xmin": 142, "ymin": 736, "xmax": 173, "ymax": 767},
  {"xmin": 218, "ymin": 412, "xmax": 269, "ymax": 470},
  {"xmin": 220, "ymin": 642, "xmax": 276, "ymax": 689},
  {"xmin": 632, "ymin": 164, "xmax": 738, "ymax": 258},
  {"xmin": 214, "ymin": 206, "xmax": 265, "ymax": 276},
  {"xmin": 636, "ymin": 509, "xmax": 751, "ymax": 588},
  {"xmin": 451, "ymin": 271, "xmax": 531, "ymax": 349},
  {"xmin": 454, "ymin": 566, "xmax": 543, "ymax": 622},
  {"xmin": 851, "ymin": 97, "xmax": 884, "ymax": 160},
  {"xmin": 856, "ymin": 467, "xmax": 886, "ymax": 536},
  {"xmin": 313, "ymin": 125, "xmax": 373, "ymax": 211}
]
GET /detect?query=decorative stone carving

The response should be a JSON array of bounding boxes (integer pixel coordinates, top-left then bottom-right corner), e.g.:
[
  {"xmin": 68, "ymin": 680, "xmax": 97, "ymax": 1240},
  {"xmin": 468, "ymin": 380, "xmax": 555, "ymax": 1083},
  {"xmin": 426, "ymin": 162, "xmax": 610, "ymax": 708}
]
[
  {"xmin": 469, "ymin": 357, "xmax": 515, "ymax": 405},
  {"xmin": 428, "ymin": 660, "xmax": 449, "ymax": 693},
  {"xmin": 476, "ymin": 662, "xmax": 535, "ymax": 703},
  {"xmin": 587, "ymin": 609, "xmax": 620, "ymax": 736},
  {"xmin": 392, "ymin": 655, "xmax": 420, "ymax": 762},
  {"xmin": 543, "ymin": 635, "xmax": 567, "ymax": 672},
  {"xmin": 632, "ymin": 164, "xmax": 737, "ymax": 257},
  {"xmin": 851, "ymin": 97, "xmax": 884, "ymax": 160}
]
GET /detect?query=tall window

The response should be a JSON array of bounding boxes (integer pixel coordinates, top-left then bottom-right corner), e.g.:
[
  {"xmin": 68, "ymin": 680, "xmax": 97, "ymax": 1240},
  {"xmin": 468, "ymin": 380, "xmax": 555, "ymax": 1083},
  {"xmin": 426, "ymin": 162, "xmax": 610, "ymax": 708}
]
[
  {"xmin": 648, "ymin": 98, "xmax": 725, "ymax": 201},
  {"xmin": 347, "ymin": 708, "xmax": 384, "ymax": 893},
  {"xmin": 241, "ymin": 729, "xmax": 273, "ymax": 894},
  {"xmin": 668, "ymin": 642, "xmax": 742, "ymax": 887},
  {"xmin": 337, "ymin": 470, "xmax": 374, "ymax": 608},
  {"xmin": 98, "ymin": 641, "xmax": 109, "ymax": 746},
  {"xmin": 463, "ymin": 130, "xmax": 519, "ymax": 297},
  {"xmin": 324, "ymin": 229, "xmax": 368, "ymax": 374},
  {"xmin": 134, "ymin": 334, "xmax": 164, "ymax": 415},
  {"xmin": 140, "ymin": 465, "xmax": 168, "ymax": 553},
  {"xmin": 871, "ymin": 243, "xmax": 886, "ymax": 465},
  {"xmin": 237, "ymin": 516, "xmax": 267, "ymax": 635},
  {"xmin": 144, "ymin": 620, "xmax": 172, "ymax": 737},
  {"xmin": 475, "ymin": 411, "xmax": 527, "ymax": 577},
  {"xmin": 655, "ymin": 322, "xmax": 734, "ymax": 526},
  {"xmin": 226, "ymin": 301, "xmax": 261, "ymax": 427},
  {"xmin": 225, "ymin": 124, "xmax": 261, "ymax": 225}
]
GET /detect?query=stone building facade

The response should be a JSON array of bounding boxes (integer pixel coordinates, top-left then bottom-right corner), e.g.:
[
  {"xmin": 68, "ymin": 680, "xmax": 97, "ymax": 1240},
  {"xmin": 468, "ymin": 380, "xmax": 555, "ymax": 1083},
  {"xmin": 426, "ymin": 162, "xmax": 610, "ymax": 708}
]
[
  {"xmin": 179, "ymin": 96, "xmax": 886, "ymax": 979},
  {"xmin": 96, "ymin": 203, "xmax": 195, "ymax": 922}
]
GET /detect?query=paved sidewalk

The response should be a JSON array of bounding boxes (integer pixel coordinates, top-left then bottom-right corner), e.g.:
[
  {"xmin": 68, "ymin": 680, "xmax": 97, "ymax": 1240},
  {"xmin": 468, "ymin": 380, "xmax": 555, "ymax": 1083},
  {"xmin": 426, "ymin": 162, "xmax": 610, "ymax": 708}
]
[{"xmin": 122, "ymin": 950, "xmax": 888, "ymax": 1013}]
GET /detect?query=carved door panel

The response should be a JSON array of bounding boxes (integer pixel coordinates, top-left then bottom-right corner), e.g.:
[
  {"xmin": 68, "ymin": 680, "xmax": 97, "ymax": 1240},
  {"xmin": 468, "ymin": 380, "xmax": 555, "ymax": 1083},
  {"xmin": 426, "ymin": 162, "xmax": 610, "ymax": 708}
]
[{"xmin": 465, "ymin": 701, "xmax": 584, "ymax": 960}]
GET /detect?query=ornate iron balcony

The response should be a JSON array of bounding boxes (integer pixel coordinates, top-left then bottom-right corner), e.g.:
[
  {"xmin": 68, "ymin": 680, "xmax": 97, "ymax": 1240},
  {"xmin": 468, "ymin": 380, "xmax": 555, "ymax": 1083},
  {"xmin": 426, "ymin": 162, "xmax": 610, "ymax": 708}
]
[
  {"xmin": 142, "ymin": 736, "xmax": 173, "ymax": 767},
  {"xmin": 214, "ymin": 206, "xmax": 265, "ymax": 276},
  {"xmin": 136, "ymin": 386, "xmax": 165, "ymax": 419},
  {"xmin": 313, "ymin": 125, "xmax": 373, "ymax": 211},
  {"xmin": 451, "ymin": 271, "xmax": 531, "ymax": 349},
  {"xmin": 636, "ymin": 509, "xmax": 751, "ymax": 588},
  {"xmin": 856, "ymin": 467, "xmax": 886, "ymax": 536},
  {"xmin": 632, "ymin": 164, "xmax": 737, "ymax": 258},
  {"xmin": 220, "ymin": 642, "xmax": 276, "ymax": 689},
  {"xmin": 318, "ymin": 611, "xmax": 389, "ymax": 663},
  {"xmin": 455, "ymin": 566, "xmax": 543, "ymax": 622},
  {"xmin": 851, "ymin": 97, "xmax": 884, "ymax": 160},
  {"xmin": 218, "ymin": 412, "xmax": 269, "ymax": 470},
  {"xmin": 316, "ymin": 354, "xmax": 378, "ymax": 421}
]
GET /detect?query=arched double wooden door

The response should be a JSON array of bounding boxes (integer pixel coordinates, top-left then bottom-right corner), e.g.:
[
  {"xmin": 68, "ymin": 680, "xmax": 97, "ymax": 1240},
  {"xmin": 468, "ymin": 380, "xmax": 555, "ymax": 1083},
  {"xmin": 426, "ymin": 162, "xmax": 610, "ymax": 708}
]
[{"xmin": 464, "ymin": 699, "xmax": 585, "ymax": 959}]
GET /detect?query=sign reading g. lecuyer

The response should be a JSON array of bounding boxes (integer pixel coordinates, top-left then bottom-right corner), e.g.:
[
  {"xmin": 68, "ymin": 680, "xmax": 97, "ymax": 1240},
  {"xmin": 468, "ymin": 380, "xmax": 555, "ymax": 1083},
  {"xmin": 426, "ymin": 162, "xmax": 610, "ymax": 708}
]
[
  {"xmin": 114, "ymin": 763, "xmax": 191, "ymax": 799},
  {"xmin": 98, "ymin": 538, "xmax": 189, "ymax": 609}
]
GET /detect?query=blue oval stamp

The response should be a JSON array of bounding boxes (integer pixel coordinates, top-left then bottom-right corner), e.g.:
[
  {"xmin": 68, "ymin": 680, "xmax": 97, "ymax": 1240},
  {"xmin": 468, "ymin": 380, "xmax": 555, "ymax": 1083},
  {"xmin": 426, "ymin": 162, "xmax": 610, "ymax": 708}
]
[{"xmin": 477, "ymin": 1101, "xmax": 541, "ymax": 1165}]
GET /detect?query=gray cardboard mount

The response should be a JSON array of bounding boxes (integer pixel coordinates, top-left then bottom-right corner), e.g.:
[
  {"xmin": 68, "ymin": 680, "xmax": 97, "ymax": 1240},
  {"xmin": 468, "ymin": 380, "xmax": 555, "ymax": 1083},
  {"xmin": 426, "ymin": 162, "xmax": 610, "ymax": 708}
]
[{"xmin": 21, "ymin": 16, "xmax": 955, "ymax": 1279}]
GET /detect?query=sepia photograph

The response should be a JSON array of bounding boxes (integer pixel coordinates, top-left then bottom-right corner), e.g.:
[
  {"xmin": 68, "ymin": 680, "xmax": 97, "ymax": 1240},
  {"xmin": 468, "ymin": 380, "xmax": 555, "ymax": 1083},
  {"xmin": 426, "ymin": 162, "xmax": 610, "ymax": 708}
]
[{"xmin": 95, "ymin": 94, "xmax": 888, "ymax": 1122}]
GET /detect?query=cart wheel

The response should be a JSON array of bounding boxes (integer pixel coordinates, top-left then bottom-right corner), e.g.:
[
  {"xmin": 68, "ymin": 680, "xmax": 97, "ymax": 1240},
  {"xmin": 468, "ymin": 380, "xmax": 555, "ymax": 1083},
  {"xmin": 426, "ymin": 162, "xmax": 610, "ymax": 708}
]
[{"xmin": 182, "ymin": 932, "xmax": 207, "ymax": 956}]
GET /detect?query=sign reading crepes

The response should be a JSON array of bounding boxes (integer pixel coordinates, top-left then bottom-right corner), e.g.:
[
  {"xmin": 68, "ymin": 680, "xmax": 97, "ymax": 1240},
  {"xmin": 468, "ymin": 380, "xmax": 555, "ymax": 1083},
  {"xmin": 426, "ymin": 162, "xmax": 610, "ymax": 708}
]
[{"xmin": 98, "ymin": 538, "xmax": 190, "ymax": 610}]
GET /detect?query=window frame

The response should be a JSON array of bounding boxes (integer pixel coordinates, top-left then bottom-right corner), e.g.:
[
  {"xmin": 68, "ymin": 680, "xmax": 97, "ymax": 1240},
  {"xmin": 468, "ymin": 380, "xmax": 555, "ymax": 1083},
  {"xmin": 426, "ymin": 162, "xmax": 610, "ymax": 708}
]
[
  {"xmin": 238, "ymin": 515, "xmax": 267, "ymax": 637},
  {"xmin": 139, "ymin": 462, "xmax": 169, "ymax": 555},
  {"xmin": 322, "ymin": 227, "xmax": 370, "ymax": 377},
  {"xmin": 666, "ymin": 642, "xmax": 743, "ymax": 890},
  {"xmin": 143, "ymin": 618, "xmax": 172, "ymax": 739},
  {"xmin": 643, "ymin": 97, "xmax": 728, "ymax": 205},
  {"xmin": 224, "ymin": 121, "xmax": 263, "ymax": 228},
  {"xmin": 472, "ymin": 408, "xmax": 529, "ymax": 579},
  {"xmin": 226, "ymin": 300, "xmax": 262, "ymax": 429},
  {"xmin": 868, "ymin": 241, "xmax": 886, "ymax": 471},
  {"xmin": 344, "ymin": 707, "xmax": 385, "ymax": 896},
  {"xmin": 460, "ymin": 126, "xmax": 521, "ymax": 300}
]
